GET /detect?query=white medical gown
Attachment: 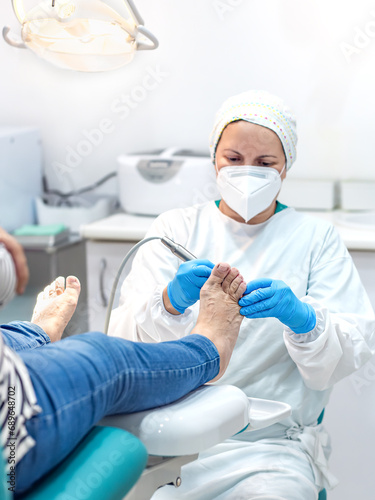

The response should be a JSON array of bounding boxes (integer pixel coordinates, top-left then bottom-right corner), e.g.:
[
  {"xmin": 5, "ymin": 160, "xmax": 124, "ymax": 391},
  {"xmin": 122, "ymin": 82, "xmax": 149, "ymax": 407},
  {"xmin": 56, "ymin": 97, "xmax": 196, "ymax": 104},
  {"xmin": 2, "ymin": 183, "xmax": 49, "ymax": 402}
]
[{"xmin": 109, "ymin": 202, "xmax": 375, "ymax": 499}]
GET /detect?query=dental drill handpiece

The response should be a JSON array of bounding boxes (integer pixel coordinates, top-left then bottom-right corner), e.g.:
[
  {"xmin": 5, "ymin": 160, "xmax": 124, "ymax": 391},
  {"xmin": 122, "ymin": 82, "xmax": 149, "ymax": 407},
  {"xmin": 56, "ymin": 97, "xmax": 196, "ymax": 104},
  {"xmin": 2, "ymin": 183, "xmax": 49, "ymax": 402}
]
[{"xmin": 161, "ymin": 236, "xmax": 197, "ymax": 262}]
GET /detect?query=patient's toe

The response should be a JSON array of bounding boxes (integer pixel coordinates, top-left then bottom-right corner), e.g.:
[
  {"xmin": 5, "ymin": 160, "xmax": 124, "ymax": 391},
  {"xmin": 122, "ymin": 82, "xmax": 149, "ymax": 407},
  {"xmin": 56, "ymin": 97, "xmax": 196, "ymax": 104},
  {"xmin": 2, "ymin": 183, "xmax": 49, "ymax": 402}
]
[
  {"xmin": 222, "ymin": 268, "xmax": 241, "ymax": 294},
  {"xmin": 230, "ymin": 278, "xmax": 247, "ymax": 301},
  {"xmin": 206, "ymin": 263, "xmax": 231, "ymax": 285},
  {"xmin": 54, "ymin": 276, "xmax": 65, "ymax": 296}
]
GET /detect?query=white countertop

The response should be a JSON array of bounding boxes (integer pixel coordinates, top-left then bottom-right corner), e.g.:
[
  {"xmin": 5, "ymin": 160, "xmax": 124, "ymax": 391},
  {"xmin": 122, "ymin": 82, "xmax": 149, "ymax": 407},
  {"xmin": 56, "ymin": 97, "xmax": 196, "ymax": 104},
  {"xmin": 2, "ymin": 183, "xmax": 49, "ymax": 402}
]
[
  {"xmin": 80, "ymin": 210, "xmax": 375, "ymax": 251},
  {"xmin": 81, "ymin": 213, "xmax": 156, "ymax": 242}
]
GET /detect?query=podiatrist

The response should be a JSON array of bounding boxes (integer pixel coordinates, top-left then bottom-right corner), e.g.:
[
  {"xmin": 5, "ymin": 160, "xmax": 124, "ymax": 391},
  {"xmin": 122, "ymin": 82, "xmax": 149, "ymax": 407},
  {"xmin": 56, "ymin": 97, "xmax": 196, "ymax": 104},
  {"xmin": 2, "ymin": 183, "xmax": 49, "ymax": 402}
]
[{"xmin": 109, "ymin": 90, "xmax": 375, "ymax": 499}]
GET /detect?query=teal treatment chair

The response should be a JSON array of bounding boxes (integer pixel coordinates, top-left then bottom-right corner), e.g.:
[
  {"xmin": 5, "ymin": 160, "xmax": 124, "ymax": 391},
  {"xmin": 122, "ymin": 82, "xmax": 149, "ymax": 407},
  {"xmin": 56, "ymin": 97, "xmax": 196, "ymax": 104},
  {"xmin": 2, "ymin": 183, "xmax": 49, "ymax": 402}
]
[{"xmin": 1, "ymin": 426, "xmax": 147, "ymax": 500}]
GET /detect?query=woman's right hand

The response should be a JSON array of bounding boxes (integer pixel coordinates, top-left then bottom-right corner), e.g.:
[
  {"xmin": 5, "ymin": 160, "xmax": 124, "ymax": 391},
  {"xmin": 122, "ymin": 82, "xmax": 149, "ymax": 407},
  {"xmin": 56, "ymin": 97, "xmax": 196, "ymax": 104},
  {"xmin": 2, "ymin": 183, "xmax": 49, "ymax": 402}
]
[{"xmin": 165, "ymin": 259, "xmax": 215, "ymax": 314}]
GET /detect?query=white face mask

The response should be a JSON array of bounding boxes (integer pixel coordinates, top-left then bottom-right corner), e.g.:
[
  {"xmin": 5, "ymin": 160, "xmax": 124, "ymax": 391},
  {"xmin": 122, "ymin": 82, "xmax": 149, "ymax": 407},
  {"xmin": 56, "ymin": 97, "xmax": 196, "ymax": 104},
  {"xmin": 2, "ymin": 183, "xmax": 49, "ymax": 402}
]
[{"xmin": 216, "ymin": 164, "xmax": 285, "ymax": 222}]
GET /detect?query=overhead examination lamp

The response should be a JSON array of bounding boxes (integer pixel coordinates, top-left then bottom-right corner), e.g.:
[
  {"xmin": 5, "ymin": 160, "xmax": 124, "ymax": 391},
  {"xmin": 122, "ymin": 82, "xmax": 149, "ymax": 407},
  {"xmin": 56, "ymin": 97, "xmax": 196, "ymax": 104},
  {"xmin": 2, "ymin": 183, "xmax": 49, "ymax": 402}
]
[{"xmin": 3, "ymin": 0, "xmax": 159, "ymax": 72}]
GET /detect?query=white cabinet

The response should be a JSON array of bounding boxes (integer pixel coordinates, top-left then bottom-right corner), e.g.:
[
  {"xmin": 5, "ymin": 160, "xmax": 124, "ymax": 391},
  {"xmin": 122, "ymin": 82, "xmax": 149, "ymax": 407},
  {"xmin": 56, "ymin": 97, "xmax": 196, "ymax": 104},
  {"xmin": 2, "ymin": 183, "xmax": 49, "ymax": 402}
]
[
  {"xmin": 85, "ymin": 240, "xmax": 138, "ymax": 332},
  {"xmin": 81, "ymin": 213, "xmax": 156, "ymax": 331}
]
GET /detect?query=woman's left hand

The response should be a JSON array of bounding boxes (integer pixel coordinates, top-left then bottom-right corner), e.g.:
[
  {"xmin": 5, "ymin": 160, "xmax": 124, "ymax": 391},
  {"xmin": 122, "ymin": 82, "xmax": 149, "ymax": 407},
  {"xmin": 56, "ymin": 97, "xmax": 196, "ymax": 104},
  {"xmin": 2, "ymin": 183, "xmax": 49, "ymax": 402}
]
[{"xmin": 238, "ymin": 278, "xmax": 316, "ymax": 334}]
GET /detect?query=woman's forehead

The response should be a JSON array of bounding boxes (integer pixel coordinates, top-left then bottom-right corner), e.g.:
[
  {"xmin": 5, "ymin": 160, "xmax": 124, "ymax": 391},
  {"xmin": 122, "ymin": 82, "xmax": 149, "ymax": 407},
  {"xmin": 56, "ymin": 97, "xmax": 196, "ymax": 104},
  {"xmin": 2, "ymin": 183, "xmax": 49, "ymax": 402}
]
[{"xmin": 218, "ymin": 121, "xmax": 284, "ymax": 154}]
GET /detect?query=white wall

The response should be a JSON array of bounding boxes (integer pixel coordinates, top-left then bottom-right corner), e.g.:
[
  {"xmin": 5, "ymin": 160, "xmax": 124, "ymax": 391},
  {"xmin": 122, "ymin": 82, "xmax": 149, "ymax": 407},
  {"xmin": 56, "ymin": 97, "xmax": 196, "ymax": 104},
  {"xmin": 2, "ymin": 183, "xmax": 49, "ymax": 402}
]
[{"xmin": 1, "ymin": 0, "xmax": 375, "ymax": 197}]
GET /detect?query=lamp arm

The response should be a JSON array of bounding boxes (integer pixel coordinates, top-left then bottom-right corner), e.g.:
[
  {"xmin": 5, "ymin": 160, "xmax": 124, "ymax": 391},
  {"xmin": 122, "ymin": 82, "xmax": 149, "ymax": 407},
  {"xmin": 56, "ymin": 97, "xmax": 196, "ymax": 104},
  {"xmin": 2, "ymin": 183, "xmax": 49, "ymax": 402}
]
[
  {"xmin": 125, "ymin": 0, "xmax": 144, "ymax": 26},
  {"xmin": 136, "ymin": 25, "xmax": 159, "ymax": 51},
  {"xmin": 2, "ymin": 26, "xmax": 27, "ymax": 48}
]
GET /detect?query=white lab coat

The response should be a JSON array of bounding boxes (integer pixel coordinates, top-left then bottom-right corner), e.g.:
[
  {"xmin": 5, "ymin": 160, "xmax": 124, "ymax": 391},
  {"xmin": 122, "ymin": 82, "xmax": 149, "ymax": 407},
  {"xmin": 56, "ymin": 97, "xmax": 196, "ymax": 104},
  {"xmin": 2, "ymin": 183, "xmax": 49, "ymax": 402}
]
[{"xmin": 109, "ymin": 201, "xmax": 375, "ymax": 499}]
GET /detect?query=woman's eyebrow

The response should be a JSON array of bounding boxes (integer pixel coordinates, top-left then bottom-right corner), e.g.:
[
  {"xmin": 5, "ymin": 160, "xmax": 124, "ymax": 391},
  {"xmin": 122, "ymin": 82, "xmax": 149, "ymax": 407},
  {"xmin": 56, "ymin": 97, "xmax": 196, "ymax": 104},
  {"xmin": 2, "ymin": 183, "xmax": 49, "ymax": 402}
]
[
  {"xmin": 223, "ymin": 149, "xmax": 241, "ymax": 154},
  {"xmin": 222, "ymin": 151, "xmax": 278, "ymax": 158}
]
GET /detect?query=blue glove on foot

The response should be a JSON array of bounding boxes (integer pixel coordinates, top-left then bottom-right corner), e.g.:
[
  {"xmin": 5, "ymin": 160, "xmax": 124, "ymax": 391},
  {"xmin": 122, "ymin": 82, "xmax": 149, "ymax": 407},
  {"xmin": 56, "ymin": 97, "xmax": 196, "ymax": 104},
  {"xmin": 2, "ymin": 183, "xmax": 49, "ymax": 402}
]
[
  {"xmin": 238, "ymin": 278, "xmax": 316, "ymax": 334},
  {"xmin": 167, "ymin": 259, "xmax": 215, "ymax": 314}
]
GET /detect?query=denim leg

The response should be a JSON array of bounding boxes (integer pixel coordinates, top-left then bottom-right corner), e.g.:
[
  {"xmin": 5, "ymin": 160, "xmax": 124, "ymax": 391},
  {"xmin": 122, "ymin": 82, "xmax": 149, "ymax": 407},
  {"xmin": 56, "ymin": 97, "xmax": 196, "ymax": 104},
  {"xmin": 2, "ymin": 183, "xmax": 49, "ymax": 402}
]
[
  {"xmin": 1, "ymin": 321, "xmax": 50, "ymax": 352},
  {"xmin": 15, "ymin": 332, "xmax": 219, "ymax": 494}
]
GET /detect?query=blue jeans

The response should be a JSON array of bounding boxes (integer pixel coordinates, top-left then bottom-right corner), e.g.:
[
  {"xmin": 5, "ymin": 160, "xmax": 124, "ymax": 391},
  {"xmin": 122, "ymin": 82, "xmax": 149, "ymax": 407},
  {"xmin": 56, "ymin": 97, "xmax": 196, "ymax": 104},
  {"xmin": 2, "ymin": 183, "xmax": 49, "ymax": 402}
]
[{"xmin": 1, "ymin": 322, "xmax": 219, "ymax": 495}]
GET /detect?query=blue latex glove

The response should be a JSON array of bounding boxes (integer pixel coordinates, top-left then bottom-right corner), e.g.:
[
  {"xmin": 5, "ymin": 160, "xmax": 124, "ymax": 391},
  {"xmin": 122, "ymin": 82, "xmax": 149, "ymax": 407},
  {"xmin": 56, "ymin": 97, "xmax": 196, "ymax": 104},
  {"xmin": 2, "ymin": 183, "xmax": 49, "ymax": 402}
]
[
  {"xmin": 167, "ymin": 259, "xmax": 215, "ymax": 314},
  {"xmin": 238, "ymin": 278, "xmax": 316, "ymax": 334}
]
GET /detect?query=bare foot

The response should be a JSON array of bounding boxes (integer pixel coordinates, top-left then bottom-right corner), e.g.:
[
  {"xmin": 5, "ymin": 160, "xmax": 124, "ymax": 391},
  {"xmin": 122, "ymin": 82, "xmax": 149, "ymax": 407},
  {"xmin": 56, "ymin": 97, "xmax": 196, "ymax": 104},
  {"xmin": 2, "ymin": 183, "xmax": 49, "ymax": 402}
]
[
  {"xmin": 192, "ymin": 263, "xmax": 246, "ymax": 381},
  {"xmin": 31, "ymin": 276, "xmax": 81, "ymax": 342}
]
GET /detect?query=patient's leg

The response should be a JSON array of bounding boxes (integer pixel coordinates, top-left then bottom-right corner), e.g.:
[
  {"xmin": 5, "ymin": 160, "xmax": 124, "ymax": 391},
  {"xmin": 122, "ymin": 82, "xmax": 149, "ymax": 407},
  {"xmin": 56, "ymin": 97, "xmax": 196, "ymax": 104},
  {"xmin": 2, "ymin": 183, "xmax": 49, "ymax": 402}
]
[
  {"xmin": 192, "ymin": 263, "xmax": 246, "ymax": 381},
  {"xmin": 15, "ymin": 329, "xmax": 220, "ymax": 494},
  {"xmin": 31, "ymin": 276, "xmax": 81, "ymax": 342},
  {"xmin": 14, "ymin": 266, "xmax": 242, "ymax": 493}
]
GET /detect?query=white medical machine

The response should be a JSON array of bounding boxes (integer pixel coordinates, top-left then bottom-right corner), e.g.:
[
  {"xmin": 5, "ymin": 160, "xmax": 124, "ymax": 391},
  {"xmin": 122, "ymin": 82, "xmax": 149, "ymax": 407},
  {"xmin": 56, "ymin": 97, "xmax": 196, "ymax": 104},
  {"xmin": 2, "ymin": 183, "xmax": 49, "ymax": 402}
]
[
  {"xmin": 0, "ymin": 127, "xmax": 43, "ymax": 232},
  {"xmin": 117, "ymin": 148, "xmax": 220, "ymax": 216}
]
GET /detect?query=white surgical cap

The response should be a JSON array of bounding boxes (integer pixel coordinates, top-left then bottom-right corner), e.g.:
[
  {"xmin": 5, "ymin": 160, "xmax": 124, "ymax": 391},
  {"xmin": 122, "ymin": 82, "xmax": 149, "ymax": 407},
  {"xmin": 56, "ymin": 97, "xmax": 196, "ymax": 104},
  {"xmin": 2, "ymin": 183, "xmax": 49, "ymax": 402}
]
[{"xmin": 209, "ymin": 89, "xmax": 298, "ymax": 170}]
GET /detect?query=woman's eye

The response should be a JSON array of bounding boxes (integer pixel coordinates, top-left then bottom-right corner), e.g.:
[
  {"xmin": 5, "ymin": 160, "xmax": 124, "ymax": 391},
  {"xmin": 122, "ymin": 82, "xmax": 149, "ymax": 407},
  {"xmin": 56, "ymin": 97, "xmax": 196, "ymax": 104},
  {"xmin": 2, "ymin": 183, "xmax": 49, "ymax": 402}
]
[{"xmin": 227, "ymin": 157, "xmax": 240, "ymax": 162}]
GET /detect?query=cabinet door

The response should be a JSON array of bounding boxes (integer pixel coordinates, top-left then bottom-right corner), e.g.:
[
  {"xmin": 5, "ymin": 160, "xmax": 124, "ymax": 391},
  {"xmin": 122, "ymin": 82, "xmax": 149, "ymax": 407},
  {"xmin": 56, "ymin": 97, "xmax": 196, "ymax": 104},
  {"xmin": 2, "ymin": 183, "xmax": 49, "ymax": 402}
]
[{"xmin": 86, "ymin": 240, "xmax": 137, "ymax": 332}]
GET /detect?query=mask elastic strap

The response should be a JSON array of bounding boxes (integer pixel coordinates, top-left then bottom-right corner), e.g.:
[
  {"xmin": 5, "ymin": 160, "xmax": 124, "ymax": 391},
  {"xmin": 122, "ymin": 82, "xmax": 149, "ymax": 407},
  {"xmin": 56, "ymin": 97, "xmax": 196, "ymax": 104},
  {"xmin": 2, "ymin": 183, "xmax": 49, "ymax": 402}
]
[{"xmin": 214, "ymin": 160, "xmax": 220, "ymax": 176}]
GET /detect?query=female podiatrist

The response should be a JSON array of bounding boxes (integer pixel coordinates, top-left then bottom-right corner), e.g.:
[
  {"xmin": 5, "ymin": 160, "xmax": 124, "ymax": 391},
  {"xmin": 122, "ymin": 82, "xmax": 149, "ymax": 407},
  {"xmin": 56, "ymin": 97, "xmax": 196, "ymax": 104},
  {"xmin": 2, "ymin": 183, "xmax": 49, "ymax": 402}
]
[{"xmin": 109, "ymin": 90, "xmax": 375, "ymax": 500}]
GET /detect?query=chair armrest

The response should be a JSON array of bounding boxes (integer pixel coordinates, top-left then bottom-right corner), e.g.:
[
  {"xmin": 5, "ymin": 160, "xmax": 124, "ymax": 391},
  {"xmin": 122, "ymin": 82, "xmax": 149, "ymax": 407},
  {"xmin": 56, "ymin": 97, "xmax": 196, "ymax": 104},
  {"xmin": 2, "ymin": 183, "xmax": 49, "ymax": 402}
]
[{"xmin": 99, "ymin": 384, "xmax": 291, "ymax": 456}]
